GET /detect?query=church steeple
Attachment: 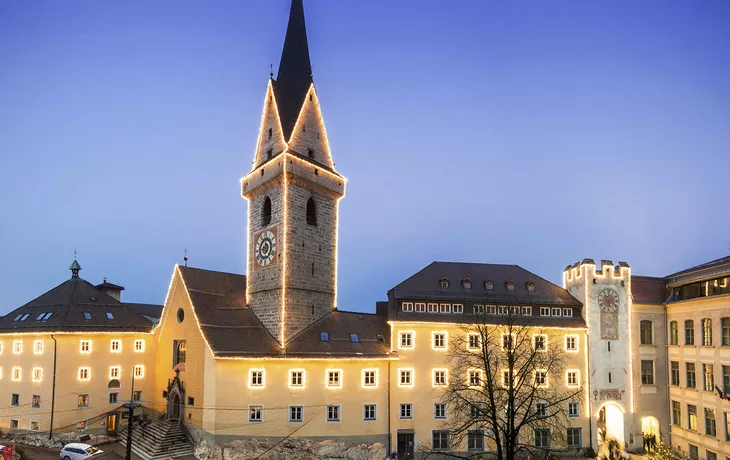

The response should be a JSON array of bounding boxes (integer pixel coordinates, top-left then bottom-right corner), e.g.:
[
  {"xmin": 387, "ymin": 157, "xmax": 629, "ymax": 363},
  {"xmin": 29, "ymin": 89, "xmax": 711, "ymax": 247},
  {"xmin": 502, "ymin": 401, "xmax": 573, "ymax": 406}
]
[{"xmin": 275, "ymin": 0, "xmax": 313, "ymax": 141}]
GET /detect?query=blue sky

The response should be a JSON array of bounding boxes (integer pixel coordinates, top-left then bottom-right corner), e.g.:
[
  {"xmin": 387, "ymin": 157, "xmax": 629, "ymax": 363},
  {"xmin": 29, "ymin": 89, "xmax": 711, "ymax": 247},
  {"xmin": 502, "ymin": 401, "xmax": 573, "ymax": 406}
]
[{"xmin": 1, "ymin": 0, "xmax": 729, "ymax": 314}]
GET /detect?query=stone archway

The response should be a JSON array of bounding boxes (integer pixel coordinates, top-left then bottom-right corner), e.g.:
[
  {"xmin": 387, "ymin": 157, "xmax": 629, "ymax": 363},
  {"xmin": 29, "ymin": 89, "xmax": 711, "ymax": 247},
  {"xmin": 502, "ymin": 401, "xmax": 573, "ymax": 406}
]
[
  {"xmin": 166, "ymin": 369, "xmax": 185, "ymax": 423},
  {"xmin": 597, "ymin": 402, "xmax": 625, "ymax": 447}
]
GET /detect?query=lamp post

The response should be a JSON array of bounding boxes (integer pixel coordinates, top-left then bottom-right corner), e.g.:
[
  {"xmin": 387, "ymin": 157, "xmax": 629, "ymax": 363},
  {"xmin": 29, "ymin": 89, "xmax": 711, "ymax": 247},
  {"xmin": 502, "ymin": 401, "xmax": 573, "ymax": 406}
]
[{"xmin": 121, "ymin": 372, "xmax": 139, "ymax": 460}]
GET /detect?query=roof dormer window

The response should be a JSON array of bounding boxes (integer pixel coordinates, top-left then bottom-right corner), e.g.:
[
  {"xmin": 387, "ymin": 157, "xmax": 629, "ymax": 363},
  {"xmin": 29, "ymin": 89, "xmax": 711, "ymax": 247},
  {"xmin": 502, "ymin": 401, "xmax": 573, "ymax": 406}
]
[
  {"xmin": 83, "ymin": 312, "xmax": 91, "ymax": 320},
  {"xmin": 440, "ymin": 278, "xmax": 450, "ymax": 289},
  {"xmin": 320, "ymin": 332, "xmax": 329, "ymax": 342},
  {"xmin": 527, "ymin": 281, "xmax": 536, "ymax": 292},
  {"xmin": 350, "ymin": 333, "xmax": 359, "ymax": 343},
  {"xmin": 106, "ymin": 313, "xmax": 114, "ymax": 320},
  {"xmin": 462, "ymin": 279, "xmax": 472, "ymax": 290},
  {"xmin": 506, "ymin": 280, "xmax": 515, "ymax": 291},
  {"xmin": 485, "ymin": 280, "xmax": 494, "ymax": 290}
]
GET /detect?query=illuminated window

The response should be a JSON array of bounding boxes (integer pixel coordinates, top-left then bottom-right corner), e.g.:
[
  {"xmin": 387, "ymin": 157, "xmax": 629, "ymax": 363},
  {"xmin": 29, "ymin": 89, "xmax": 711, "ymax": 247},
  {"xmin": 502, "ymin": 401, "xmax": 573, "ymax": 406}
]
[
  {"xmin": 533, "ymin": 334, "xmax": 547, "ymax": 351},
  {"xmin": 30, "ymin": 421, "xmax": 40, "ymax": 432},
  {"xmin": 32, "ymin": 394, "xmax": 40, "ymax": 408},
  {"xmin": 432, "ymin": 332, "xmax": 447, "ymax": 349},
  {"xmin": 452, "ymin": 304, "xmax": 464, "ymax": 313},
  {"xmin": 440, "ymin": 303, "xmax": 451, "ymax": 313},
  {"xmin": 702, "ymin": 318, "xmax": 713, "ymax": 346},
  {"xmin": 534, "ymin": 370, "xmax": 548, "ymax": 388},
  {"xmin": 467, "ymin": 333, "xmax": 481, "ymax": 350},
  {"xmin": 703, "ymin": 364, "xmax": 714, "ymax": 391},
  {"xmin": 32, "ymin": 367, "xmax": 43, "ymax": 382},
  {"xmin": 568, "ymin": 402, "xmax": 579, "ymax": 418},
  {"xmin": 174, "ymin": 340, "xmax": 186, "ymax": 366},
  {"xmin": 33, "ymin": 340, "xmax": 44, "ymax": 355},
  {"xmin": 134, "ymin": 365, "xmax": 144, "ymax": 378},
  {"xmin": 12, "ymin": 367, "xmax": 21, "ymax": 381},
  {"xmin": 363, "ymin": 404, "xmax": 376, "ymax": 421},
  {"xmin": 134, "ymin": 339, "xmax": 145, "ymax": 352},
  {"xmin": 551, "ymin": 307, "xmax": 562, "ymax": 317},
  {"xmin": 688, "ymin": 404, "xmax": 697, "ymax": 431},
  {"xmin": 468, "ymin": 370, "xmax": 482, "ymax": 387},
  {"xmin": 540, "ymin": 307, "xmax": 550, "ymax": 316},
  {"xmin": 110, "ymin": 340, "xmax": 121, "ymax": 352},
  {"xmin": 434, "ymin": 403, "xmax": 446, "ymax": 419},
  {"xmin": 414, "ymin": 302, "xmax": 426, "ymax": 312},
  {"xmin": 400, "ymin": 403, "xmax": 412, "ymax": 419},
  {"xmin": 290, "ymin": 370, "xmax": 304, "ymax": 388},
  {"xmin": 250, "ymin": 370, "xmax": 264, "ymax": 388},
  {"xmin": 521, "ymin": 306, "xmax": 532, "ymax": 315},
  {"xmin": 402, "ymin": 302, "xmax": 413, "ymax": 312},
  {"xmin": 433, "ymin": 369, "xmax": 447, "ymax": 386},
  {"xmin": 399, "ymin": 369, "xmax": 413, "ymax": 387},
  {"xmin": 133, "ymin": 391, "xmax": 142, "ymax": 402},
  {"xmin": 249, "ymin": 405, "xmax": 263, "ymax": 423},
  {"xmin": 427, "ymin": 303, "xmax": 438, "ymax": 313},
  {"xmin": 80, "ymin": 340, "xmax": 91, "ymax": 354},
  {"xmin": 13, "ymin": 340, "xmax": 22, "ymax": 354},
  {"xmin": 289, "ymin": 406, "xmax": 303, "ymax": 423},
  {"xmin": 473, "ymin": 305, "xmax": 484, "ymax": 314},
  {"xmin": 76, "ymin": 421, "xmax": 87, "ymax": 431},
  {"xmin": 399, "ymin": 332, "xmax": 414, "ymax": 349},
  {"xmin": 565, "ymin": 335, "xmax": 578, "ymax": 351},
  {"xmin": 566, "ymin": 370, "xmax": 579, "ymax": 387},
  {"xmin": 78, "ymin": 394, "xmax": 89, "ymax": 407},
  {"xmin": 363, "ymin": 369, "xmax": 377, "ymax": 388},
  {"xmin": 0, "ymin": 342, "xmax": 3, "ymax": 355},
  {"xmin": 110, "ymin": 366, "xmax": 120, "ymax": 379},
  {"xmin": 326, "ymin": 405, "xmax": 340, "ymax": 422},
  {"xmin": 78, "ymin": 367, "xmax": 90, "ymax": 381},
  {"xmin": 327, "ymin": 370, "xmax": 342, "ymax": 389}
]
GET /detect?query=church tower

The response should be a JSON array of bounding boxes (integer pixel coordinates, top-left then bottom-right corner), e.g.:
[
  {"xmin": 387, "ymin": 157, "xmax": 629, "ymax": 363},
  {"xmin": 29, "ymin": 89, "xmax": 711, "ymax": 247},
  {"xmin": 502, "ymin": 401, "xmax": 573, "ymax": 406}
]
[{"xmin": 241, "ymin": 0, "xmax": 345, "ymax": 347}]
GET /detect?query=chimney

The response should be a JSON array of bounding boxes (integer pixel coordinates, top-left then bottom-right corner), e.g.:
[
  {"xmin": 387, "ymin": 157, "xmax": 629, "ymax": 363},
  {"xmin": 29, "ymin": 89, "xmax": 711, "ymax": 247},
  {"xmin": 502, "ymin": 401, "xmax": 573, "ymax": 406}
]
[{"xmin": 96, "ymin": 278, "xmax": 125, "ymax": 302}]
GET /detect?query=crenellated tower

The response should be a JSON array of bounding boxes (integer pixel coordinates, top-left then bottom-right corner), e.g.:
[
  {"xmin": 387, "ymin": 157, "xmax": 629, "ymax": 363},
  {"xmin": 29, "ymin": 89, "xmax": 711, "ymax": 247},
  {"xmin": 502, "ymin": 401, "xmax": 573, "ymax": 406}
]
[{"xmin": 241, "ymin": 0, "xmax": 345, "ymax": 347}]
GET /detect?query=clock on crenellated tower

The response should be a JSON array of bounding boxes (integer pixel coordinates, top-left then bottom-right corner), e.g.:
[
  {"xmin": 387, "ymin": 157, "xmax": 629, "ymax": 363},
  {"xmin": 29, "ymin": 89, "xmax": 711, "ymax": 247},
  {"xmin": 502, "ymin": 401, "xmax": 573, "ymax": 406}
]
[{"xmin": 241, "ymin": 0, "xmax": 345, "ymax": 347}]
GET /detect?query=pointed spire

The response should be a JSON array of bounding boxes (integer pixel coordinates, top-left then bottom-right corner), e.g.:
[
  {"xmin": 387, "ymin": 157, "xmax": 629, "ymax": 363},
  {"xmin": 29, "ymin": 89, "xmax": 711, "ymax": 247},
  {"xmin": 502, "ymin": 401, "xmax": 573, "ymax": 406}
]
[
  {"xmin": 275, "ymin": 0, "xmax": 313, "ymax": 141},
  {"xmin": 69, "ymin": 259, "xmax": 82, "ymax": 279}
]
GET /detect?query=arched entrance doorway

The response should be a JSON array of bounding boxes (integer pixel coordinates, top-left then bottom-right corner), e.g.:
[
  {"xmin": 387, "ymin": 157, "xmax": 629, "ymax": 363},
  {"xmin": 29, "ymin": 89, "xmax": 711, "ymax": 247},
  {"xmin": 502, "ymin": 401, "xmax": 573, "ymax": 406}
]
[
  {"xmin": 166, "ymin": 369, "xmax": 185, "ymax": 423},
  {"xmin": 170, "ymin": 394, "xmax": 181, "ymax": 421},
  {"xmin": 597, "ymin": 402, "xmax": 625, "ymax": 447},
  {"xmin": 641, "ymin": 416, "xmax": 660, "ymax": 447}
]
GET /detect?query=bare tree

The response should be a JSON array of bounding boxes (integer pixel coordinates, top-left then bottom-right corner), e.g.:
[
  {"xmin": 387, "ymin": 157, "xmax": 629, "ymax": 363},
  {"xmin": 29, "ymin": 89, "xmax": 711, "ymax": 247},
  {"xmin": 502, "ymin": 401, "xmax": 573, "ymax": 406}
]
[{"xmin": 426, "ymin": 308, "xmax": 584, "ymax": 460}]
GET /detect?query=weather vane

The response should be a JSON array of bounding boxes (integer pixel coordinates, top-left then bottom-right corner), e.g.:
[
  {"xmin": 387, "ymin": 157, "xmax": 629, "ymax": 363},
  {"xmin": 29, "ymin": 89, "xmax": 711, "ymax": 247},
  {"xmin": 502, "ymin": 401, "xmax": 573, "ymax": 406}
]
[{"xmin": 184, "ymin": 248, "xmax": 188, "ymax": 267}]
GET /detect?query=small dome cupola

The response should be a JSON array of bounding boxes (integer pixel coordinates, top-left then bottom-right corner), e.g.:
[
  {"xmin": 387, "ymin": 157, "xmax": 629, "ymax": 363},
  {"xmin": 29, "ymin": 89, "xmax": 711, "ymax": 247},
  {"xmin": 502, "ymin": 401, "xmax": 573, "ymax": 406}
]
[{"xmin": 69, "ymin": 259, "xmax": 82, "ymax": 279}]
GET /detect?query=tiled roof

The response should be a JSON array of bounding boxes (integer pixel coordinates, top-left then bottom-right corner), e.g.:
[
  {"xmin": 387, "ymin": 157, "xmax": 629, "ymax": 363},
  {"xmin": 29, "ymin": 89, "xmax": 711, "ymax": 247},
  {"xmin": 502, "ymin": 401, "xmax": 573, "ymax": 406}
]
[
  {"xmin": 631, "ymin": 276, "xmax": 668, "ymax": 304},
  {"xmin": 666, "ymin": 255, "xmax": 730, "ymax": 278},
  {"xmin": 178, "ymin": 266, "xmax": 391, "ymax": 358},
  {"xmin": 125, "ymin": 303, "xmax": 164, "ymax": 319},
  {"xmin": 0, "ymin": 277, "xmax": 154, "ymax": 334}
]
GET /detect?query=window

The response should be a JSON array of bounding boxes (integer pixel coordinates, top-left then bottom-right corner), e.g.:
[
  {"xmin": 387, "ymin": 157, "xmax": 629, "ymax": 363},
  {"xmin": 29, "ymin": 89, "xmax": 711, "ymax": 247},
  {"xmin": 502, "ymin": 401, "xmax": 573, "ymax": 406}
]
[
  {"xmin": 568, "ymin": 402, "xmax": 579, "ymax": 418},
  {"xmin": 289, "ymin": 406, "xmax": 303, "ymax": 423},
  {"xmin": 290, "ymin": 370, "xmax": 304, "ymax": 388},
  {"xmin": 502, "ymin": 333, "xmax": 514, "ymax": 350},
  {"xmin": 363, "ymin": 370, "xmax": 377, "ymax": 387},
  {"xmin": 109, "ymin": 393, "xmax": 119, "ymax": 404},
  {"xmin": 326, "ymin": 405, "xmax": 340, "ymax": 422},
  {"xmin": 641, "ymin": 360, "xmax": 654, "ymax": 385},
  {"xmin": 533, "ymin": 334, "xmax": 547, "ymax": 351},
  {"xmin": 428, "ymin": 303, "xmax": 438, "ymax": 313},
  {"xmin": 686, "ymin": 363, "xmax": 696, "ymax": 388},
  {"xmin": 470, "ymin": 404, "xmax": 483, "ymax": 419},
  {"xmin": 536, "ymin": 402, "xmax": 548, "ymax": 418},
  {"xmin": 522, "ymin": 306, "xmax": 533, "ymax": 315},
  {"xmin": 540, "ymin": 307, "xmax": 550, "ymax": 316},
  {"xmin": 399, "ymin": 332, "xmax": 413, "ymax": 349},
  {"xmin": 688, "ymin": 445, "xmax": 698, "ymax": 460},
  {"xmin": 327, "ymin": 370, "xmax": 341, "ymax": 388},
  {"xmin": 672, "ymin": 401, "xmax": 681, "ymax": 426},
  {"xmin": 566, "ymin": 370, "xmax": 579, "ymax": 387},
  {"xmin": 705, "ymin": 408, "xmax": 716, "ymax": 436},
  {"xmin": 399, "ymin": 369, "xmax": 413, "ymax": 387},
  {"xmin": 78, "ymin": 394, "xmax": 89, "ymax": 407},
  {"xmin": 439, "ymin": 303, "xmax": 451, "ymax": 313},
  {"xmin": 469, "ymin": 370, "xmax": 482, "ymax": 387},
  {"xmin": 32, "ymin": 394, "xmax": 40, "ymax": 408},
  {"xmin": 706, "ymin": 451, "xmax": 717, "ymax": 460},
  {"xmin": 262, "ymin": 196, "xmax": 272, "ymax": 226},
  {"xmin": 670, "ymin": 321, "xmax": 679, "ymax": 345},
  {"xmin": 673, "ymin": 276, "xmax": 730, "ymax": 300},
  {"xmin": 133, "ymin": 391, "xmax": 142, "ymax": 402},
  {"xmin": 567, "ymin": 428, "xmax": 582, "ymax": 448},
  {"xmin": 506, "ymin": 280, "xmax": 515, "ymax": 291},
  {"xmin": 249, "ymin": 405, "xmax": 263, "ymax": 423},
  {"xmin": 432, "ymin": 431, "xmax": 449, "ymax": 450},
  {"xmin": 80, "ymin": 340, "xmax": 91, "ymax": 353},
  {"xmin": 497, "ymin": 305, "xmax": 507, "ymax": 315},
  {"xmin": 462, "ymin": 279, "xmax": 472, "ymax": 289},
  {"xmin": 110, "ymin": 340, "xmax": 121, "ymax": 352},
  {"xmin": 551, "ymin": 307, "xmax": 562, "ymax": 316},
  {"xmin": 724, "ymin": 365, "xmax": 730, "ymax": 393},
  {"xmin": 187, "ymin": 397, "xmax": 194, "ymax": 406},
  {"xmin": 32, "ymin": 367, "xmax": 43, "ymax": 382},
  {"xmin": 722, "ymin": 318, "xmax": 730, "ymax": 346},
  {"xmin": 76, "ymin": 421, "xmax": 87, "ymax": 431},
  {"xmin": 685, "ymin": 320, "xmax": 695, "ymax": 345},
  {"xmin": 467, "ymin": 333, "xmax": 481, "ymax": 350},
  {"xmin": 402, "ymin": 302, "xmax": 413, "ymax": 312},
  {"xmin": 363, "ymin": 404, "xmax": 376, "ymax": 421},
  {"xmin": 502, "ymin": 370, "xmax": 513, "ymax": 388},
  {"xmin": 174, "ymin": 340, "xmax": 186, "ymax": 366},
  {"xmin": 12, "ymin": 367, "xmax": 21, "ymax": 381},
  {"xmin": 110, "ymin": 366, "xmax": 120, "ymax": 379},
  {"xmin": 688, "ymin": 404, "xmax": 698, "ymax": 431},
  {"xmin": 134, "ymin": 365, "xmax": 144, "ymax": 378},
  {"xmin": 485, "ymin": 280, "xmax": 494, "ymax": 290},
  {"xmin": 307, "ymin": 148, "xmax": 314, "ymax": 159},
  {"xmin": 671, "ymin": 361, "xmax": 680, "ymax": 386},
  {"xmin": 11, "ymin": 394, "xmax": 19, "ymax": 406},
  {"xmin": 702, "ymin": 318, "xmax": 713, "ymax": 346},
  {"xmin": 30, "ymin": 421, "xmax": 39, "ymax": 432},
  {"xmin": 320, "ymin": 332, "xmax": 329, "ymax": 342},
  {"xmin": 268, "ymin": 127, "xmax": 272, "ymax": 139},
  {"xmin": 414, "ymin": 302, "xmax": 426, "ymax": 312},
  {"xmin": 640, "ymin": 320, "xmax": 653, "ymax": 345},
  {"xmin": 452, "ymin": 303, "xmax": 464, "ymax": 313},
  {"xmin": 250, "ymin": 370, "xmax": 264, "ymax": 387},
  {"xmin": 487, "ymin": 305, "xmax": 496, "ymax": 314},
  {"xmin": 9, "ymin": 420, "xmax": 18, "ymax": 429},
  {"xmin": 467, "ymin": 430, "xmax": 485, "ymax": 451},
  {"xmin": 725, "ymin": 411, "xmax": 730, "ymax": 441},
  {"xmin": 434, "ymin": 403, "xmax": 446, "ymax": 419},
  {"xmin": 106, "ymin": 312, "xmax": 114, "ymax": 320},
  {"xmin": 534, "ymin": 429, "xmax": 551, "ymax": 448},
  {"xmin": 433, "ymin": 369, "xmax": 447, "ymax": 386},
  {"xmin": 564, "ymin": 335, "xmax": 578, "ymax": 352},
  {"xmin": 703, "ymin": 363, "xmax": 714, "ymax": 391},
  {"xmin": 13, "ymin": 340, "xmax": 22, "ymax": 354},
  {"xmin": 78, "ymin": 367, "xmax": 90, "ymax": 381},
  {"xmin": 33, "ymin": 340, "xmax": 44, "ymax": 355},
  {"xmin": 563, "ymin": 308, "xmax": 573, "ymax": 317},
  {"xmin": 534, "ymin": 370, "xmax": 548, "ymax": 388},
  {"xmin": 440, "ymin": 278, "xmax": 449, "ymax": 288},
  {"xmin": 433, "ymin": 332, "xmax": 446, "ymax": 349},
  {"xmin": 400, "ymin": 403, "xmax": 412, "ymax": 419},
  {"xmin": 134, "ymin": 339, "xmax": 145, "ymax": 352}
]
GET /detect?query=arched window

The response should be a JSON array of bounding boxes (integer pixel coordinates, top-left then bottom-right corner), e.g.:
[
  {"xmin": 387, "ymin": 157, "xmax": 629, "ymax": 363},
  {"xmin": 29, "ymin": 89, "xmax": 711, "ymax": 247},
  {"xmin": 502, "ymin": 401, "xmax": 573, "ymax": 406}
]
[
  {"xmin": 175, "ymin": 340, "xmax": 186, "ymax": 366},
  {"xmin": 640, "ymin": 320, "xmax": 653, "ymax": 345},
  {"xmin": 108, "ymin": 379, "xmax": 120, "ymax": 389},
  {"xmin": 262, "ymin": 196, "xmax": 272, "ymax": 226},
  {"xmin": 306, "ymin": 198, "xmax": 317, "ymax": 226}
]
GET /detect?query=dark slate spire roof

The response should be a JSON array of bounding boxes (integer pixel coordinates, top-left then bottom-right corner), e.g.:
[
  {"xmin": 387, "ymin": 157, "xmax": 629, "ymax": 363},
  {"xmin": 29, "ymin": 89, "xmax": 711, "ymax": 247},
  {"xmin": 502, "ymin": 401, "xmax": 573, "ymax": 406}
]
[{"xmin": 274, "ymin": 0, "xmax": 313, "ymax": 141}]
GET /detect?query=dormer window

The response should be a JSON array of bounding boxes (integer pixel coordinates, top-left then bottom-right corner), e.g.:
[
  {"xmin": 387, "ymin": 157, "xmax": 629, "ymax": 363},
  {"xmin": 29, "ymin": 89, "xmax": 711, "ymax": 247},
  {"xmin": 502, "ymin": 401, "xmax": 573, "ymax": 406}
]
[
  {"xmin": 83, "ymin": 312, "xmax": 92, "ymax": 320},
  {"xmin": 320, "ymin": 332, "xmax": 329, "ymax": 342},
  {"xmin": 527, "ymin": 281, "xmax": 536, "ymax": 292},
  {"xmin": 485, "ymin": 280, "xmax": 494, "ymax": 290},
  {"xmin": 462, "ymin": 279, "xmax": 472, "ymax": 290},
  {"xmin": 506, "ymin": 280, "xmax": 515, "ymax": 291},
  {"xmin": 440, "ymin": 278, "xmax": 450, "ymax": 289},
  {"xmin": 106, "ymin": 313, "xmax": 114, "ymax": 320},
  {"xmin": 350, "ymin": 334, "xmax": 359, "ymax": 343}
]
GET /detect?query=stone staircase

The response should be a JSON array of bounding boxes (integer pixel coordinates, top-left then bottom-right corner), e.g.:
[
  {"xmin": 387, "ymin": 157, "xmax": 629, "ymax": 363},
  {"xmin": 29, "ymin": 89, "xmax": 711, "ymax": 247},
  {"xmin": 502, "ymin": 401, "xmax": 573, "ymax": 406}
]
[{"xmin": 119, "ymin": 419, "xmax": 194, "ymax": 460}]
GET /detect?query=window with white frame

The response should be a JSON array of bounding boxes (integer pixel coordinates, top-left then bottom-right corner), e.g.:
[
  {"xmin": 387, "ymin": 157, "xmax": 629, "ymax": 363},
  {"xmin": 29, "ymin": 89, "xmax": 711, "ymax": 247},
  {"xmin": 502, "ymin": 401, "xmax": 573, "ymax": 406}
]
[
  {"xmin": 452, "ymin": 304, "xmax": 464, "ymax": 313},
  {"xmin": 434, "ymin": 403, "xmax": 446, "ymax": 419},
  {"xmin": 551, "ymin": 307, "xmax": 562, "ymax": 317},
  {"xmin": 467, "ymin": 430, "xmax": 485, "ymax": 452},
  {"xmin": 566, "ymin": 370, "xmax": 579, "ymax": 387},
  {"xmin": 250, "ymin": 370, "xmax": 264, "ymax": 387},
  {"xmin": 110, "ymin": 366, "xmax": 120, "ymax": 379},
  {"xmin": 110, "ymin": 340, "xmax": 121, "ymax": 352},
  {"xmin": 327, "ymin": 370, "xmax": 342, "ymax": 388},
  {"xmin": 363, "ymin": 369, "xmax": 377, "ymax": 387},
  {"xmin": 415, "ymin": 302, "xmax": 426, "ymax": 312},
  {"xmin": 428, "ymin": 303, "xmax": 438, "ymax": 313},
  {"xmin": 290, "ymin": 370, "xmax": 304, "ymax": 388},
  {"xmin": 249, "ymin": 405, "xmax": 263, "ymax": 422},
  {"xmin": 399, "ymin": 369, "xmax": 413, "ymax": 386},
  {"xmin": 78, "ymin": 368, "xmax": 90, "ymax": 381},
  {"xmin": 487, "ymin": 305, "xmax": 496, "ymax": 314},
  {"xmin": 522, "ymin": 306, "xmax": 532, "ymax": 315},
  {"xmin": 473, "ymin": 304, "xmax": 485, "ymax": 314},
  {"xmin": 497, "ymin": 305, "xmax": 507, "ymax": 315},
  {"xmin": 400, "ymin": 403, "xmax": 412, "ymax": 419},
  {"xmin": 540, "ymin": 307, "xmax": 550, "ymax": 316},
  {"xmin": 399, "ymin": 332, "xmax": 413, "ymax": 349},
  {"xmin": 563, "ymin": 308, "xmax": 573, "ymax": 317},
  {"xmin": 402, "ymin": 302, "xmax": 413, "ymax": 312},
  {"xmin": 534, "ymin": 370, "xmax": 548, "ymax": 388},
  {"xmin": 440, "ymin": 303, "xmax": 451, "ymax": 313},
  {"xmin": 33, "ymin": 340, "xmax": 44, "ymax": 355},
  {"xmin": 363, "ymin": 404, "xmax": 376, "ymax": 421},
  {"xmin": 502, "ymin": 370, "xmax": 513, "ymax": 388},
  {"xmin": 510, "ymin": 306, "xmax": 520, "ymax": 315},
  {"xmin": 567, "ymin": 427, "xmax": 582, "ymax": 448},
  {"xmin": 80, "ymin": 340, "xmax": 91, "ymax": 353},
  {"xmin": 469, "ymin": 369, "xmax": 482, "ymax": 387},
  {"xmin": 534, "ymin": 429, "xmax": 551, "ymax": 448},
  {"xmin": 432, "ymin": 431, "xmax": 449, "ymax": 450},
  {"xmin": 433, "ymin": 332, "xmax": 446, "ymax": 349},
  {"xmin": 289, "ymin": 405, "xmax": 303, "ymax": 423},
  {"xmin": 565, "ymin": 335, "xmax": 578, "ymax": 351},
  {"xmin": 568, "ymin": 402, "xmax": 580, "ymax": 418},
  {"xmin": 533, "ymin": 334, "xmax": 547, "ymax": 351},
  {"xmin": 433, "ymin": 369, "xmax": 447, "ymax": 386},
  {"xmin": 468, "ymin": 333, "xmax": 481, "ymax": 350},
  {"xmin": 134, "ymin": 339, "xmax": 145, "ymax": 352},
  {"xmin": 326, "ymin": 405, "xmax": 340, "ymax": 422},
  {"xmin": 32, "ymin": 367, "xmax": 43, "ymax": 382},
  {"xmin": 133, "ymin": 365, "xmax": 144, "ymax": 378},
  {"xmin": 536, "ymin": 402, "xmax": 548, "ymax": 418},
  {"xmin": 13, "ymin": 340, "xmax": 22, "ymax": 354},
  {"xmin": 502, "ymin": 333, "xmax": 515, "ymax": 350}
]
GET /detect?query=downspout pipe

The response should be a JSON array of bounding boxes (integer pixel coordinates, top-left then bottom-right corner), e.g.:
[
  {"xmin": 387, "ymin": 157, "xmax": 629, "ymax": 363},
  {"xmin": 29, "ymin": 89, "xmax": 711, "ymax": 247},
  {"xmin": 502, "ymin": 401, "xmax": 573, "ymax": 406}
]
[{"xmin": 49, "ymin": 334, "xmax": 58, "ymax": 440}]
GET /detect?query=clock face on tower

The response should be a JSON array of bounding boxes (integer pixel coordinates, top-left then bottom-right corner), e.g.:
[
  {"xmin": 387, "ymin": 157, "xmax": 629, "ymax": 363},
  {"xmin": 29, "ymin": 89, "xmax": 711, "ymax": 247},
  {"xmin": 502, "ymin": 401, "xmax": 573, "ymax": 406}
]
[
  {"xmin": 597, "ymin": 288, "xmax": 620, "ymax": 313},
  {"xmin": 253, "ymin": 227, "xmax": 278, "ymax": 270}
]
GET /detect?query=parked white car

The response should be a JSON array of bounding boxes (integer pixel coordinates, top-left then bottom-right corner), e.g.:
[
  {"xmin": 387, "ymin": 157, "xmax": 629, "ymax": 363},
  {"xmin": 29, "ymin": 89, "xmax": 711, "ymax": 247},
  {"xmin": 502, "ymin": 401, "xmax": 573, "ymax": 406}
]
[{"xmin": 59, "ymin": 443, "xmax": 101, "ymax": 460}]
